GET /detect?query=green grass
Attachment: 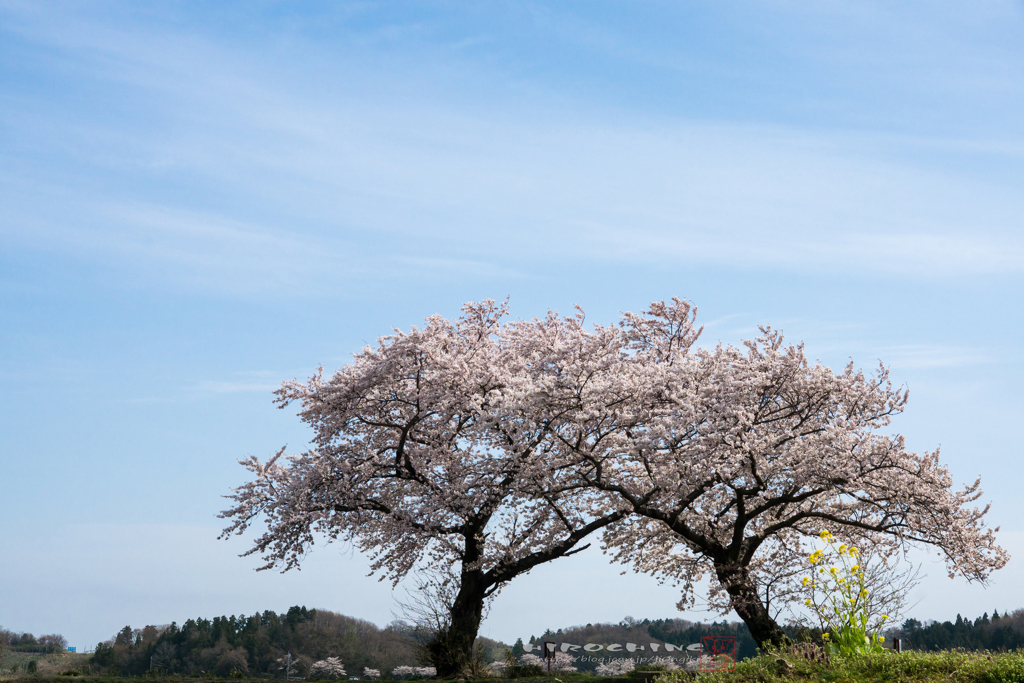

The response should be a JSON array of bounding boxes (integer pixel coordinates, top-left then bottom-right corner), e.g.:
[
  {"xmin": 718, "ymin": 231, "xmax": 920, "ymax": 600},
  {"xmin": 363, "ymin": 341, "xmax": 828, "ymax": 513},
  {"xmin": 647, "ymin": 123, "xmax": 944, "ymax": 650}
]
[
  {"xmin": 8, "ymin": 652, "xmax": 1024, "ymax": 683},
  {"xmin": 658, "ymin": 650, "xmax": 1024, "ymax": 683},
  {"xmin": 0, "ymin": 678, "xmax": 632, "ymax": 683}
]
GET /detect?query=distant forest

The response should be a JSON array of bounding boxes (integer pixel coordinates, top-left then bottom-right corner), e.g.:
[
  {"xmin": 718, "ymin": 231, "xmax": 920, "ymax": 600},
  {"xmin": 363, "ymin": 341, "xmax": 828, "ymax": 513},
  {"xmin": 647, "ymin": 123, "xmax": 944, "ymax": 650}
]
[
  {"xmin": 898, "ymin": 610, "xmax": 1024, "ymax": 652},
  {"xmin": 87, "ymin": 606, "xmax": 485, "ymax": 677},
  {"xmin": 524, "ymin": 617, "xmax": 760, "ymax": 667},
  {"xmin": 86, "ymin": 610, "xmax": 763, "ymax": 677},
  {"xmin": 90, "ymin": 612, "xmax": 764, "ymax": 675},
  {"xmin": 523, "ymin": 610, "xmax": 1024, "ymax": 668},
  {"xmin": 8, "ymin": 606, "xmax": 1024, "ymax": 677}
]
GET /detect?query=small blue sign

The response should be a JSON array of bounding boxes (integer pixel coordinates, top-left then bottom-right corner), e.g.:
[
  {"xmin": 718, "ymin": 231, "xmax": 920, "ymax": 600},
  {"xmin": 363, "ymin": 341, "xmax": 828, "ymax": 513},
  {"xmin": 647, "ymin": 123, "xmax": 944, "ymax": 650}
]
[{"xmin": 67, "ymin": 647, "xmax": 76, "ymax": 653}]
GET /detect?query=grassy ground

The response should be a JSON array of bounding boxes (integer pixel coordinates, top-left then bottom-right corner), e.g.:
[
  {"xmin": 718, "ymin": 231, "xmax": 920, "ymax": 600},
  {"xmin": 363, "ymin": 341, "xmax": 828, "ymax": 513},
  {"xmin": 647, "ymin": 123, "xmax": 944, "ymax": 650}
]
[
  {"xmin": 658, "ymin": 650, "xmax": 1024, "ymax": 683},
  {"xmin": 7, "ymin": 652, "xmax": 1024, "ymax": 683}
]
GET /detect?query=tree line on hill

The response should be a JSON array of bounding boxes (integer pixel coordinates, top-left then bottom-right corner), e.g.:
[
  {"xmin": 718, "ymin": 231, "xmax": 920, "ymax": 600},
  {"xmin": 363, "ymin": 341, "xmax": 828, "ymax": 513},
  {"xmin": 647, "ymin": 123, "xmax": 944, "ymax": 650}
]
[
  {"xmin": 520, "ymin": 617, "xmax": 760, "ymax": 669},
  {"xmin": 13, "ymin": 605, "xmax": 1024, "ymax": 678},
  {"xmin": 88, "ymin": 606, "xmax": 506, "ymax": 678},
  {"xmin": 504, "ymin": 609, "xmax": 1024, "ymax": 670},
  {"xmin": 894, "ymin": 610, "xmax": 1024, "ymax": 652},
  {"xmin": 85, "ymin": 610, "xmax": 772, "ymax": 677},
  {"xmin": 0, "ymin": 629, "xmax": 68, "ymax": 654}
]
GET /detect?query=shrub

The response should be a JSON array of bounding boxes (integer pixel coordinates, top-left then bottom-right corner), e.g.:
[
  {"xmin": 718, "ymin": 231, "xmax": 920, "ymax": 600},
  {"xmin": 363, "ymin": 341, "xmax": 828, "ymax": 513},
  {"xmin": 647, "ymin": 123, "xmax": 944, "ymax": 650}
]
[
  {"xmin": 786, "ymin": 642, "xmax": 830, "ymax": 665},
  {"xmin": 505, "ymin": 664, "xmax": 543, "ymax": 678},
  {"xmin": 214, "ymin": 648, "xmax": 249, "ymax": 677}
]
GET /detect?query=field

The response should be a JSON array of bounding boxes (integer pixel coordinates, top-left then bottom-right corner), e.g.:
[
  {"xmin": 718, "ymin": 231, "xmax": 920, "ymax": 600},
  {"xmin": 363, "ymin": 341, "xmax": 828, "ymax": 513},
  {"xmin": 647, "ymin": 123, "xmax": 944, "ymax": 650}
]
[
  {"xmin": 659, "ymin": 650, "xmax": 1024, "ymax": 682},
  {"xmin": 8, "ymin": 650, "xmax": 1024, "ymax": 683}
]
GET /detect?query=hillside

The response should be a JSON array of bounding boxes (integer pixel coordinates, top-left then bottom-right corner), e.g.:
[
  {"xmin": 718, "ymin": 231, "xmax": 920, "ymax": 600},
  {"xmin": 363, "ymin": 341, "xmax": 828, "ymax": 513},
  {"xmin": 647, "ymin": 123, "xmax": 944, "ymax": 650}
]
[
  {"xmin": 0, "ymin": 650, "xmax": 90, "ymax": 677},
  {"xmin": 522, "ymin": 618, "xmax": 758, "ymax": 671}
]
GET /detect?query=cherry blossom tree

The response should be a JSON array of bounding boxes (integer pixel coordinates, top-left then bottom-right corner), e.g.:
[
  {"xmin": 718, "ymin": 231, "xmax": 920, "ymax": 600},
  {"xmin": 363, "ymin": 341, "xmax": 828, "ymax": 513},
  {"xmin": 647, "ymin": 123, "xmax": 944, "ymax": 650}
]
[
  {"xmin": 309, "ymin": 658, "xmax": 346, "ymax": 680},
  {"xmin": 220, "ymin": 301, "xmax": 625, "ymax": 677},
  {"xmin": 539, "ymin": 304, "xmax": 1009, "ymax": 647},
  {"xmin": 391, "ymin": 666, "xmax": 436, "ymax": 679},
  {"xmin": 222, "ymin": 296, "xmax": 1007, "ymax": 656},
  {"xmin": 518, "ymin": 652, "xmax": 577, "ymax": 673},
  {"xmin": 594, "ymin": 658, "xmax": 636, "ymax": 676}
]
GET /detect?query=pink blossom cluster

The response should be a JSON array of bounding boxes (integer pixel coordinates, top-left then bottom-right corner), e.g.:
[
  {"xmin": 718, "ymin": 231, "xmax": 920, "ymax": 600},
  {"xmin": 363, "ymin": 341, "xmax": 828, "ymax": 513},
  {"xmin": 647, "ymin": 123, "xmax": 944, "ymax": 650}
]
[
  {"xmin": 308, "ymin": 657, "xmax": 346, "ymax": 680},
  {"xmin": 221, "ymin": 298, "xmax": 1007, "ymax": 646},
  {"xmin": 594, "ymin": 658, "xmax": 635, "ymax": 676},
  {"xmin": 390, "ymin": 666, "xmax": 435, "ymax": 679},
  {"xmin": 518, "ymin": 652, "xmax": 577, "ymax": 672}
]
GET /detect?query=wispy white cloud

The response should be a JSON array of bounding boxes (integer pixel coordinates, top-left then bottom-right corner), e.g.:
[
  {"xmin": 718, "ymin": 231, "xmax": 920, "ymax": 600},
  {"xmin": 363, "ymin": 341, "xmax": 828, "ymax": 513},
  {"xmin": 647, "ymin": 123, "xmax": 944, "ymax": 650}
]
[
  {"xmin": 864, "ymin": 344, "xmax": 993, "ymax": 370},
  {"xmin": 393, "ymin": 256, "xmax": 528, "ymax": 280},
  {"xmin": 3, "ymin": 1, "xmax": 1024, "ymax": 298},
  {"xmin": 689, "ymin": 317, "xmax": 997, "ymax": 372},
  {"xmin": 796, "ymin": 338, "xmax": 996, "ymax": 372},
  {"xmin": 194, "ymin": 380, "xmax": 280, "ymax": 395}
]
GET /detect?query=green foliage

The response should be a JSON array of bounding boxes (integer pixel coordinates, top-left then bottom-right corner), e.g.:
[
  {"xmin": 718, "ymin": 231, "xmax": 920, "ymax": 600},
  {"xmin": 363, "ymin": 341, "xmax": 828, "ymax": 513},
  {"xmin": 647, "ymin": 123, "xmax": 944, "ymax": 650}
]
[
  {"xmin": 899, "ymin": 610, "xmax": 1024, "ymax": 652},
  {"xmin": 90, "ymin": 644, "xmax": 117, "ymax": 670},
  {"xmin": 84, "ymin": 606, "xmax": 420, "ymax": 678},
  {"xmin": 629, "ymin": 665, "xmax": 667, "ymax": 675},
  {"xmin": 12, "ymin": 657, "xmax": 1024, "ymax": 683},
  {"xmin": 505, "ymin": 663, "xmax": 543, "ymax": 678}
]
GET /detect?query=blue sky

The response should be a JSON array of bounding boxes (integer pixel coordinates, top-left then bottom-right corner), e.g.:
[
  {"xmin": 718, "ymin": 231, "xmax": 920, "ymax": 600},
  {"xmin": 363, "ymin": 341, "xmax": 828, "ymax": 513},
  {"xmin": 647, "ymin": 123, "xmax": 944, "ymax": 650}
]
[{"xmin": 2, "ymin": 0, "xmax": 1024, "ymax": 650}]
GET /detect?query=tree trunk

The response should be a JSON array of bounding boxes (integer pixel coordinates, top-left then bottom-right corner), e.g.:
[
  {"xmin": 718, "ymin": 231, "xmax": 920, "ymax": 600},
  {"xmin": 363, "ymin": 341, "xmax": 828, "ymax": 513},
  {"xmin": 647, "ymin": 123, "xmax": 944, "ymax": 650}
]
[
  {"xmin": 715, "ymin": 564, "xmax": 788, "ymax": 650},
  {"xmin": 430, "ymin": 568, "xmax": 487, "ymax": 678}
]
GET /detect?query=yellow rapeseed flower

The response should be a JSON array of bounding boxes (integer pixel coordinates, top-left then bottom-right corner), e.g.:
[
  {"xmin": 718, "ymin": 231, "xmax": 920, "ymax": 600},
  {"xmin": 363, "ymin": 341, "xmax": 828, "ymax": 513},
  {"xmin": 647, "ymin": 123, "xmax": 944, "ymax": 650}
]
[
  {"xmin": 838, "ymin": 544, "xmax": 848, "ymax": 553},
  {"xmin": 881, "ymin": 615, "xmax": 889, "ymax": 620},
  {"xmin": 822, "ymin": 633, "xmax": 830, "ymax": 640},
  {"xmin": 880, "ymin": 636, "xmax": 885, "ymax": 642},
  {"xmin": 805, "ymin": 599, "xmax": 812, "ymax": 606},
  {"xmin": 851, "ymin": 565, "xmax": 860, "ymax": 571},
  {"xmin": 820, "ymin": 530, "xmax": 832, "ymax": 539},
  {"xmin": 802, "ymin": 577, "xmax": 810, "ymax": 586}
]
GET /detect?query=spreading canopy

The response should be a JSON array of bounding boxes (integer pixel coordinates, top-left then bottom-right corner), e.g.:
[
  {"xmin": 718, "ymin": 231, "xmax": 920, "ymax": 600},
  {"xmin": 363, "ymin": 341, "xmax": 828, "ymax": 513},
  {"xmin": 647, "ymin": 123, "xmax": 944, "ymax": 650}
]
[
  {"xmin": 221, "ymin": 300, "xmax": 622, "ymax": 586},
  {"xmin": 222, "ymin": 297, "xmax": 1007, "ymax": 651},
  {"xmin": 535, "ymin": 307, "xmax": 1008, "ymax": 645},
  {"xmin": 219, "ymin": 300, "xmax": 626, "ymax": 675}
]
